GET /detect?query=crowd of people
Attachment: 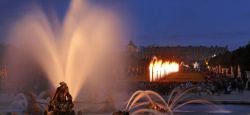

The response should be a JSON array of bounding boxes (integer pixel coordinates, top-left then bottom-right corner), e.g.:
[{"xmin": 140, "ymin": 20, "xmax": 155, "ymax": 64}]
[
  {"xmin": 134, "ymin": 71, "xmax": 249, "ymax": 96},
  {"xmin": 203, "ymin": 71, "xmax": 247, "ymax": 95}
]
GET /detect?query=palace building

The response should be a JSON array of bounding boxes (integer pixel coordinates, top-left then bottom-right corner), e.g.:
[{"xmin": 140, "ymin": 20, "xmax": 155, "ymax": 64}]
[{"xmin": 126, "ymin": 41, "xmax": 228, "ymax": 77}]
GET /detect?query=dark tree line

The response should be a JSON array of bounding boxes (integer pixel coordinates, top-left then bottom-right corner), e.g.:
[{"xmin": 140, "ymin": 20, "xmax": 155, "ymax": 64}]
[{"xmin": 208, "ymin": 41, "xmax": 250, "ymax": 72}]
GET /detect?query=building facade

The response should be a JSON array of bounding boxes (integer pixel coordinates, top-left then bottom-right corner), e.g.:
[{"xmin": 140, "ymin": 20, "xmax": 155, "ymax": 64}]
[{"xmin": 126, "ymin": 41, "xmax": 228, "ymax": 78}]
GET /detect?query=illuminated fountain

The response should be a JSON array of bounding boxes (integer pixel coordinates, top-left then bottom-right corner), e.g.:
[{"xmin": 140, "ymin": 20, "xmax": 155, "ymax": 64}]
[
  {"xmin": 114, "ymin": 87, "xmax": 220, "ymax": 115},
  {"xmin": 149, "ymin": 57, "xmax": 179, "ymax": 82},
  {"xmin": 0, "ymin": 0, "xmax": 248, "ymax": 114},
  {"xmin": 5, "ymin": 0, "xmax": 126, "ymax": 113}
]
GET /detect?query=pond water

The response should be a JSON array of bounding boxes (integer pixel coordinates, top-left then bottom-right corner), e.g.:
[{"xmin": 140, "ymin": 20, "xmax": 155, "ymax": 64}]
[{"xmin": 175, "ymin": 104, "xmax": 250, "ymax": 115}]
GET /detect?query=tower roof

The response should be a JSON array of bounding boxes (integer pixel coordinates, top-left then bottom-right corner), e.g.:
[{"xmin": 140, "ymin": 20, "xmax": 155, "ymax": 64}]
[{"xmin": 128, "ymin": 40, "xmax": 137, "ymax": 48}]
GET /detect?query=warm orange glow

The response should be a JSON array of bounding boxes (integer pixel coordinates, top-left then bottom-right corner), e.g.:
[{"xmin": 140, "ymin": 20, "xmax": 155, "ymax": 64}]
[{"xmin": 149, "ymin": 57, "xmax": 179, "ymax": 82}]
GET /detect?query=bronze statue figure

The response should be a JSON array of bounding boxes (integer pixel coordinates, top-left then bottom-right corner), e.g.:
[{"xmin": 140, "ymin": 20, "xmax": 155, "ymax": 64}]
[{"xmin": 45, "ymin": 82, "xmax": 75, "ymax": 115}]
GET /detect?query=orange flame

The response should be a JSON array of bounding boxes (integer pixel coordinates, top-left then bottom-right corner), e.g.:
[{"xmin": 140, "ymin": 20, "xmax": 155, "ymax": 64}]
[{"xmin": 149, "ymin": 57, "xmax": 179, "ymax": 82}]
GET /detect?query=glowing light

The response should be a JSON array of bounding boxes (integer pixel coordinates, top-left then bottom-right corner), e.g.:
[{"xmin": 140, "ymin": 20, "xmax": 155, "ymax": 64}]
[
  {"xmin": 149, "ymin": 57, "xmax": 179, "ymax": 82},
  {"xmin": 7, "ymin": 0, "xmax": 124, "ymax": 99}
]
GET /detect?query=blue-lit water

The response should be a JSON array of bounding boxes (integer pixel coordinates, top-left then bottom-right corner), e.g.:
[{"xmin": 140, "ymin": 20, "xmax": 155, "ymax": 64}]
[
  {"xmin": 175, "ymin": 104, "xmax": 250, "ymax": 115},
  {"xmin": 2, "ymin": 104, "xmax": 250, "ymax": 115}
]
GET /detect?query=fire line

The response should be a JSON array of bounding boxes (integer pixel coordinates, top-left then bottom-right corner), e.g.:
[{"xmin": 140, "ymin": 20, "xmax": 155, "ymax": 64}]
[{"xmin": 149, "ymin": 57, "xmax": 179, "ymax": 82}]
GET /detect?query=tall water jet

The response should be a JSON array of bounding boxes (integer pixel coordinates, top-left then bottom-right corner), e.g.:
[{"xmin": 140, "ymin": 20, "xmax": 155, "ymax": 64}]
[{"xmin": 4, "ymin": 0, "xmax": 127, "ymax": 112}]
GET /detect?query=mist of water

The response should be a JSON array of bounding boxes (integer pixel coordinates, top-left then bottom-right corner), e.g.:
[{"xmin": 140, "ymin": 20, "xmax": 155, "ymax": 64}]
[{"xmin": 4, "ymin": 0, "xmax": 127, "ymax": 105}]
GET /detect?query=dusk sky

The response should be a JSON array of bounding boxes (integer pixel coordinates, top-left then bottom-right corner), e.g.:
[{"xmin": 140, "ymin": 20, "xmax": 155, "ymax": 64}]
[{"xmin": 1, "ymin": 0, "xmax": 250, "ymax": 50}]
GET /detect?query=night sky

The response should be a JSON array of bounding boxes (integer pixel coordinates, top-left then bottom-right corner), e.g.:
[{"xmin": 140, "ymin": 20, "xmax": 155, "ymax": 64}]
[{"xmin": 1, "ymin": 0, "xmax": 250, "ymax": 50}]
